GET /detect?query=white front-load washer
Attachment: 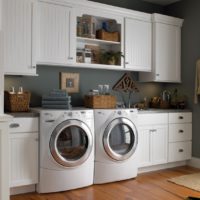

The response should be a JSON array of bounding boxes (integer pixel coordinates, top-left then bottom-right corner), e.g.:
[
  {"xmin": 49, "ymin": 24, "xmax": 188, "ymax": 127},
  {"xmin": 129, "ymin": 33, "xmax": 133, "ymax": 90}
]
[
  {"xmin": 94, "ymin": 109, "xmax": 138, "ymax": 184},
  {"xmin": 36, "ymin": 109, "xmax": 94, "ymax": 193}
]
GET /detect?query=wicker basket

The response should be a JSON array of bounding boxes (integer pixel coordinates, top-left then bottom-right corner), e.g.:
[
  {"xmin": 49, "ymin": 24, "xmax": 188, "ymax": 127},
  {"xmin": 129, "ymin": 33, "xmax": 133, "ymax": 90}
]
[
  {"xmin": 96, "ymin": 29, "xmax": 120, "ymax": 42},
  {"xmin": 84, "ymin": 95, "xmax": 116, "ymax": 109},
  {"xmin": 4, "ymin": 91, "xmax": 31, "ymax": 112}
]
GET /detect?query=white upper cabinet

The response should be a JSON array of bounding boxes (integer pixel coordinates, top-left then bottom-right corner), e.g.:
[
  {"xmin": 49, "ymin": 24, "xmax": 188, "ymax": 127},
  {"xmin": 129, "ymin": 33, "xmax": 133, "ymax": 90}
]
[
  {"xmin": 140, "ymin": 14, "xmax": 183, "ymax": 82},
  {"xmin": 36, "ymin": 2, "xmax": 75, "ymax": 65},
  {"xmin": 125, "ymin": 17, "xmax": 152, "ymax": 72},
  {"xmin": 3, "ymin": 0, "xmax": 37, "ymax": 76}
]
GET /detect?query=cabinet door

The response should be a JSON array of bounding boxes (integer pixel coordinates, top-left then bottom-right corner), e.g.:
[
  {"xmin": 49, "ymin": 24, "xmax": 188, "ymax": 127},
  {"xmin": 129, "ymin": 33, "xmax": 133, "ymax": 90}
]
[
  {"xmin": 9, "ymin": 132, "xmax": 38, "ymax": 187},
  {"xmin": 138, "ymin": 126, "xmax": 151, "ymax": 167},
  {"xmin": 37, "ymin": 2, "xmax": 73, "ymax": 65},
  {"xmin": 151, "ymin": 125, "xmax": 168, "ymax": 165},
  {"xmin": 3, "ymin": 0, "xmax": 36, "ymax": 75},
  {"xmin": 154, "ymin": 23, "xmax": 181, "ymax": 82},
  {"xmin": 125, "ymin": 18, "xmax": 151, "ymax": 71}
]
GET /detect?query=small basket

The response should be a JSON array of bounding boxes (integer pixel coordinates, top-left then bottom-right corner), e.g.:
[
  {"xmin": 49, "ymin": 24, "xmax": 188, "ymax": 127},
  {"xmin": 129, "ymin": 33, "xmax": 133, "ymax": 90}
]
[
  {"xmin": 96, "ymin": 29, "xmax": 120, "ymax": 42},
  {"xmin": 84, "ymin": 95, "xmax": 116, "ymax": 109},
  {"xmin": 4, "ymin": 91, "xmax": 31, "ymax": 112}
]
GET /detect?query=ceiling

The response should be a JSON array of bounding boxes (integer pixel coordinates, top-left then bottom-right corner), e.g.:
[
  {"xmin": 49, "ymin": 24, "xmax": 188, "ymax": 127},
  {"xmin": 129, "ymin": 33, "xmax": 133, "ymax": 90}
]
[{"xmin": 142, "ymin": 0, "xmax": 182, "ymax": 6}]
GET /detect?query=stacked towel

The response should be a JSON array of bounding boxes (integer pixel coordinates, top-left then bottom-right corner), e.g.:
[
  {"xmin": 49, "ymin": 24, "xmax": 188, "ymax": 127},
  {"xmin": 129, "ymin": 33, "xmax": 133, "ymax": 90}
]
[
  {"xmin": 194, "ymin": 59, "xmax": 200, "ymax": 104},
  {"xmin": 42, "ymin": 89, "xmax": 72, "ymax": 109}
]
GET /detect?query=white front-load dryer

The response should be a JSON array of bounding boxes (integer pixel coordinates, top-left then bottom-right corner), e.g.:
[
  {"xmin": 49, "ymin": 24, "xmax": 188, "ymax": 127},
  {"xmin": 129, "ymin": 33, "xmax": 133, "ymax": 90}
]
[
  {"xmin": 36, "ymin": 109, "xmax": 94, "ymax": 193},
  {"xmin": 94, "ymin": 109, "xmax": 138, "ymax": 184}
]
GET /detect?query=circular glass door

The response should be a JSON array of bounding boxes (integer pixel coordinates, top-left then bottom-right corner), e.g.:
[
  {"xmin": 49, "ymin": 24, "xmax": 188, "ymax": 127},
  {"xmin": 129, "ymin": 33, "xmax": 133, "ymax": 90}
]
[
  {"xmin": 103, "ymin": 118, "xmax": 138, "ymax": 161},
  {"xmin": 50, "ymin": 119, "xmax": 93, "ymax": 167}
]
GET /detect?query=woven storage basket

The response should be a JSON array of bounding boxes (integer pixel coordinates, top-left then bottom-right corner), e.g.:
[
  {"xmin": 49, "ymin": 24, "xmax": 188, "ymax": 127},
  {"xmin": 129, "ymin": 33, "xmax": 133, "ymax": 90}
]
[
  {"xmin": 96, "ymin": 29, "xmax": 120, "ymax": 42},
  {"xmin": 84, "ymin": 95, "xmax": 116, "ymax": 109},
  {"xmin": 4, "ymin": 91, "xmax": 31, "ymax": 112}
]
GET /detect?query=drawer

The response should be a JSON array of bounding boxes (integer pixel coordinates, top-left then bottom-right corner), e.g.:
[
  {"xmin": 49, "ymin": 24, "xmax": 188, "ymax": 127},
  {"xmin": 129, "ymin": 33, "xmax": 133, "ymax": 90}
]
[
  {"xmin": 138, "ymin": 113, "xmax": 168, "ymax": 126},
  {"xmin": 169, "ymin": 112, "xmax": 192, "ymax": 123},
  {"xmin": 169, "ymin": 123, "xmax": 192, "ymax": 142},
  {"xmin": 9, "ymin": 117, "xmax": 39, "ymax": 133},
  {"xmin": 168, "ymin": 141, "xmax": 192, "ymax": 162}
]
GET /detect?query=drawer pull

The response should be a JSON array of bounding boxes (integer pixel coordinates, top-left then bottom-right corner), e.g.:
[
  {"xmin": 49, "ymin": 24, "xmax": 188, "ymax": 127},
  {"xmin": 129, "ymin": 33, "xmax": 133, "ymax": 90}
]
[
  {"xmin": 45, "ymin": 120, "xmax": 55, "ymax": 123},
  {"xmin": 179, "ymin": 116, "xmax": 184, "ymax": 119},
  {"xmin": 178, "ymin": 149, "xmax": 184, "ymax": 153},
  {"xmin": 9, "ymin": 123, "xmax": 20, "ymax": 128},
  {"xmin": 179, "ymin": 130, "xmax": 184, "ymax": 133}
]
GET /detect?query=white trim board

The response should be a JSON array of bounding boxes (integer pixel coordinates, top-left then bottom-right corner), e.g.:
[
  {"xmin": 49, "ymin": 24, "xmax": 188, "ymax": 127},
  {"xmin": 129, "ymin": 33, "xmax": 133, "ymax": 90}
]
[
  {"xmin": 138, "ymin": 161, "xmax": 187, "ymax": 174},
  {"xmin": 187, "ymin": 157, "xmax": 200, "ymax": 169},
  {"xmin": 10, "ymin": 185, "xmax": 36, "ymax": 196}
]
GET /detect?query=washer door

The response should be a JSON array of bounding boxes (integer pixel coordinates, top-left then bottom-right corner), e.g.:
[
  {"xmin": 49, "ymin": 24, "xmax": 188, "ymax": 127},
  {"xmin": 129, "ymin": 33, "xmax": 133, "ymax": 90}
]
[
  {"xmin": 49, "ymin": 119, "xmax": 93, "ymax": 167},
  {"xmin": 103, "ymin": 117, "xmax": 138, "ymax": 161}
]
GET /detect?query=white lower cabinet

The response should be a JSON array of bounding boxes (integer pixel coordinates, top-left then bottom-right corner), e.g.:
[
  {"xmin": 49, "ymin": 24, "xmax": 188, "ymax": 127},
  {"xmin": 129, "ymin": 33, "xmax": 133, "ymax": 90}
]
[
  {"xmin": 9, "ymin": 117, "xmax": 39, "ymax": 188},
  {"xmin": 138, "ymin": 112, "xmax": 192, "ymax": 169},
  {"xmin": 168, "ymin": 112, "xmax": 192, "ymax": 162},
  {"xmin": 138, "ymin": 113, "xmax": 168, "ymax": 167}
]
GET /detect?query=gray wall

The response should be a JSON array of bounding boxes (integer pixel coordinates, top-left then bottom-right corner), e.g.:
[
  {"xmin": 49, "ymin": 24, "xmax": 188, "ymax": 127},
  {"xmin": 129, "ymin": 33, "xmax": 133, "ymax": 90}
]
[
  {"xmin": 5, "ymin": 67, "xmax": 163, "ymax": 107},
  {"xmin": 5, "ymin": 0, "xmax": 165, "ymax": 107},
  {"xmin": 164, "ymin": 0, "xmax": 200, "ymax": 158}
]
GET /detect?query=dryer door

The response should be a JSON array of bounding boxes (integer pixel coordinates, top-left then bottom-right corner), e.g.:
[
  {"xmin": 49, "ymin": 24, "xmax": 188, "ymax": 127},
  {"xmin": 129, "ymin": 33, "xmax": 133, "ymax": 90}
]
[
  {"xmin": 49, "ymin": 119, "xmax": 93, "ymax": 167},
  {"xmin": 103, "ymin": 117, "xmax": 138, "ymax": 161}
]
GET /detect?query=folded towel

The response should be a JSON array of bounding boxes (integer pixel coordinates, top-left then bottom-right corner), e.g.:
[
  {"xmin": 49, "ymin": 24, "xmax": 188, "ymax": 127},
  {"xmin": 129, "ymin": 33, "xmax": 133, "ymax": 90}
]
[
  {"xmin": 42, "ymin": 104, "xmax": 71, "ymax": 109},
  {"xmin": 42, "ymin": 100, "xmax": 71, "ymax": 105},
  {"xmin": 42, "ymin": 95, "xmax": 71, "ymax": 101},
  {"xmin": 49, "ymin": 89, "xmax": 68, "ymax": 97},
  {"xmin": 194, "ymin": 59, "xmax": 200, "ymax": 104}
]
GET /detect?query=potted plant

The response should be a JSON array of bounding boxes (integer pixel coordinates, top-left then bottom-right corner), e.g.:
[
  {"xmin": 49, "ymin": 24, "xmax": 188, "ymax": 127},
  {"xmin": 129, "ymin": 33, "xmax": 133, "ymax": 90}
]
[{"xmin": 100, "ymin": 50, "xmax": 124, "ymax": 65}]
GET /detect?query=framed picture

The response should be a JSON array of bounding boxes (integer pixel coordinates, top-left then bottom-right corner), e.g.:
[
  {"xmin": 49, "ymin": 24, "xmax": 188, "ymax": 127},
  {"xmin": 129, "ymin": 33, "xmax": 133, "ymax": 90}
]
[{"xmin": 60, "ymin": 72, "xmax": 80, "ymax": 93}]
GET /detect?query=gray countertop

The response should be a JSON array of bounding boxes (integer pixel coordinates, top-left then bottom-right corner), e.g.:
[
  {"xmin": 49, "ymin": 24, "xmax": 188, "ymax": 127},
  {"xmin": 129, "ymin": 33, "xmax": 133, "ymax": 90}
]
[
  {"xmin": 6, "ymin": 111, "xmax": 39, "ymax": 118},
  {"xmin": 138, "ymin": 108, "xmax": 192, "ymax": 114}
]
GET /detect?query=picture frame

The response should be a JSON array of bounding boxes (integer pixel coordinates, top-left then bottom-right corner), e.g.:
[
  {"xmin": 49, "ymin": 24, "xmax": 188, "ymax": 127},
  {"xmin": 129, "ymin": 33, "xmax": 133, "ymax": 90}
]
[{"xmin": 60, "ymin": 72, "xmax": 80, "ymax": 93}]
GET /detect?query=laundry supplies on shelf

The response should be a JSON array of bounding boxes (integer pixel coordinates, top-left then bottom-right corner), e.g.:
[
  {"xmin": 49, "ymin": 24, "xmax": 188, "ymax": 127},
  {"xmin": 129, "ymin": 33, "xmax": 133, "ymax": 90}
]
[{"xmin": 42, "ymin": 90, "xmax": 71, "ymax": 109}]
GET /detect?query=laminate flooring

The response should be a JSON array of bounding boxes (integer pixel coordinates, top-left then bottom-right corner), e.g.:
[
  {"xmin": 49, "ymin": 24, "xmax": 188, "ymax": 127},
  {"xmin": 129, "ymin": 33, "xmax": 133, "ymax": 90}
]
[{"xmin": 10, "ymin": 166, "xmax": 200, "ymax": 200}]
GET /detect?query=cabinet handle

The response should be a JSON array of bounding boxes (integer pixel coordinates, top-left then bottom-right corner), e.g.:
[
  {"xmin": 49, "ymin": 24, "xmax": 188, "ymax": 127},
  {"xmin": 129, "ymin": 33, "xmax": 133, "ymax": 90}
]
[
  {"xmin": 179, "ymin": 130, "xmax": 184, "ymax": 133},
  {"xmin": 31, "ymin": 66, "xmax": 36, "ymax": 69},
  {"xmin": 125, "ymin": 62, "xmax": 129, "ymax": 65},
  {"xmin": 179, "ymin": 116, "xmax": 184, "ymax": 119},
  {"xmin": 45, "ymin": 120, "xmax": 55, "ymax": 123},
  {"xmin": 9, "ymin": 123, "xmax": 20, "ymax": 128},
  {"xmin": 68, "ymin": 57, "xmax": 73, "ymax": 60},
  {"xmin": 178, "ymin": 149, "xmax": 184, "ymax": 152},
  {"xmin": 156, "ymin": 74, "xmax": 160, "ymax": 76},
  {"xmin": 150, "ymin": 129, "xmax": 156, "ymax": 132}
]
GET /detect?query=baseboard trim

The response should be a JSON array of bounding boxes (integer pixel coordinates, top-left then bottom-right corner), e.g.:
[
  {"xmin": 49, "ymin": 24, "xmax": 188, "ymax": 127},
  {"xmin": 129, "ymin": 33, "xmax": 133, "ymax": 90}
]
[
  {"xmin": 10, "ymin": 184, "xmax": 36, "ymax": 195},
  {"xmin": 187, "ymin": 157, "xmax": 200, "ymax": 168},
  {"xmin": 138, "ymin": 161, "xmax": 187, "ymax": 174}
]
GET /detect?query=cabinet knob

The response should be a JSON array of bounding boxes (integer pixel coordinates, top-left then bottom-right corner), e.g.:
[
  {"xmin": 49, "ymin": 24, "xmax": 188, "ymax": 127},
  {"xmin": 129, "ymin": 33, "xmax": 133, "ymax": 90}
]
[
  {"xmin": 178, "ymin": 149, "xmax": 184, "ymax": 153},
  {"xmin": 179, "ymin": 130, "xmax": 184, "ymax": 133},
  {"xmin": 179, "ymin": 116, "xmax": 184, "ymax": 119},
  {"xmin": 31, "ymin": 66, "xmax": 36, "ymax": 69},
  {"xmin": 35, "ymin": 138, "xmax": 39, "ymax": 142},
  {"xmin": 9, "ymin": 123, "xmax": 20, "ymax": 128}
]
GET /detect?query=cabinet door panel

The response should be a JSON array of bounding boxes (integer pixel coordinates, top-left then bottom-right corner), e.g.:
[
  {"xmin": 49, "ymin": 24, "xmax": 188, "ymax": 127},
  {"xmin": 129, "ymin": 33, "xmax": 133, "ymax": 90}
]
[
  {"xmin": 37, "ymin": 2, "xmax": 71, "ymax": 64},
  {"xmin": 151, "ymin": 125, "xmax": 168, "ymax": 165},
  {"xmin": 154, "ymin": 23, "xmax": 181, "ymax": 82},
  {"xmin": 9, "ymin": 133, "xmax": 38, "ymax": 187},
  {"xmin": 125, "ymin": 18, "xmax": 151, "ymax": 71},
  {"xmin": 138, "ymin": 126, "xmax": 151, "ymax": 167},
  {"xmin": 3, "ymin": 0, "xmax": 35, "ymax": 75}
]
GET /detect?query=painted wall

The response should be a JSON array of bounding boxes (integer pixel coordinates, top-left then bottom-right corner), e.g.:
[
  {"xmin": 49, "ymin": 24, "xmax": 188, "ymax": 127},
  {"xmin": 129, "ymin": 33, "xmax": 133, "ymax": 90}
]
[
  {"xmin": 5, "ymin": 67, "xmax": 163, "ymax": 107},
  {"xmin": 164, "ymin": 0, "xmax": 200, "ymax": 158},
  {"xmin": 4, "ymin": 0, "xmax": 165, "ymax": 108}
]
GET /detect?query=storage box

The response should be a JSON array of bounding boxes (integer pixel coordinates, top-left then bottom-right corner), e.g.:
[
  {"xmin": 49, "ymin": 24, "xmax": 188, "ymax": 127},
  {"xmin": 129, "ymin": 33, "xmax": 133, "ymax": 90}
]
[
  {"xmin": 96, "ymin": 29, "xmax": 120, "ymax": 42},
  {"xmin": 84, "ymin": 95, "xmax": 116, "ymax": 109},
  {"xmin": 4, "ymin": 91, "xmax": 31, "ymax": 112}
]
